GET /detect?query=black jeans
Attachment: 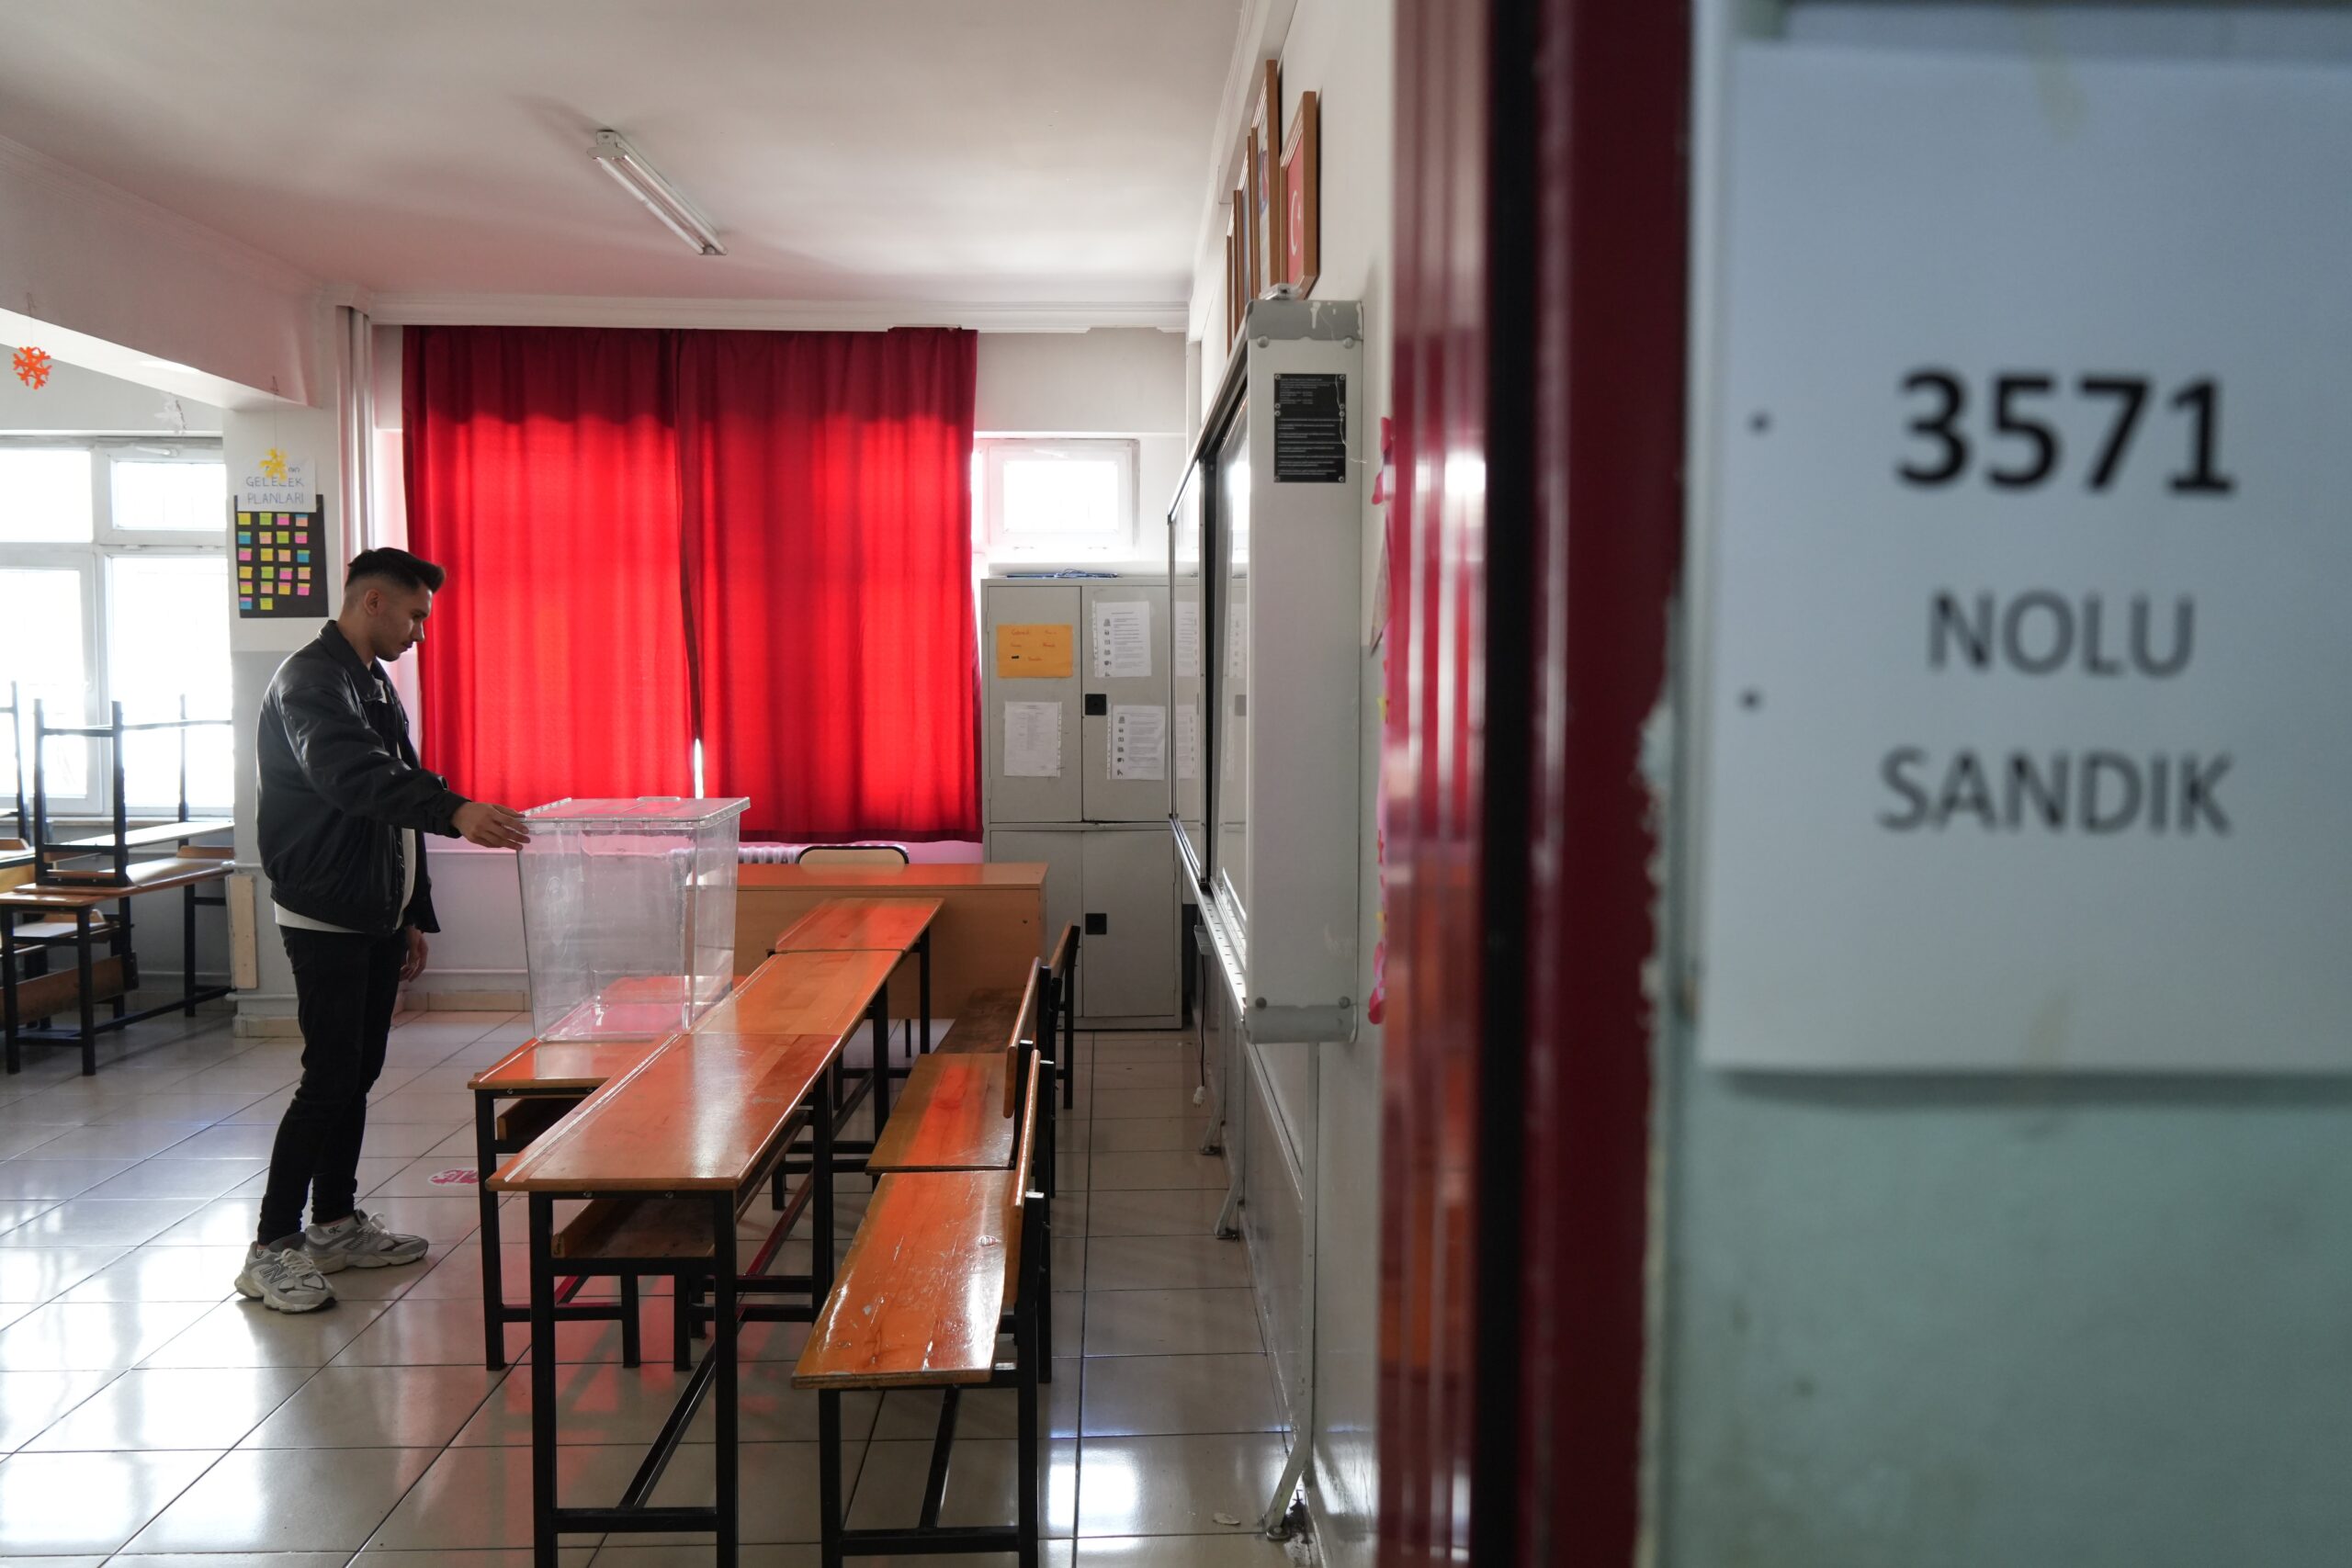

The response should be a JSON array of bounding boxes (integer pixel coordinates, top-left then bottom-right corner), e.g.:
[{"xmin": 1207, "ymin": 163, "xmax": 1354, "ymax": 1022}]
[{"xmin": 256, "ymin": 927, "xmax": 405, "ymax": 1244}]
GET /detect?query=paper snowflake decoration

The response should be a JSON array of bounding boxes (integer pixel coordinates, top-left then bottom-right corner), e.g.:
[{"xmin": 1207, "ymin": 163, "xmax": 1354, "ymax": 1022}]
[
  {"xmin": 11, "ymin": 345, "xmax": 52, "ymax": 389},
  {"xmin": 259, "ymin": 448, "xmax": 289, "ymax": 483}
]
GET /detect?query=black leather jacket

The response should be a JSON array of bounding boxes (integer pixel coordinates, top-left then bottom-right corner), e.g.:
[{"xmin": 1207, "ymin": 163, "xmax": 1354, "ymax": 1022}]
[{"xmin": 257, "ymin": 622, "xmax": 469, "ymax": 935}]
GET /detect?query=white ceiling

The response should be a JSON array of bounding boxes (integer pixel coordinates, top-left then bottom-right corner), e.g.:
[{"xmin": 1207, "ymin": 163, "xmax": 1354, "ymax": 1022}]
[{"xmin": 0, "ymin": 1, "xmax": 1241, "ymax": 311}]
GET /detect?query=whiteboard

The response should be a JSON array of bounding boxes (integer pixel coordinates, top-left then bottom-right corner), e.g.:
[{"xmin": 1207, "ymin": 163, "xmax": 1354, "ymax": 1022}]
[{"xmin": 1696, "ymin": 46, "xmax": 2352, "ymax": 1071}]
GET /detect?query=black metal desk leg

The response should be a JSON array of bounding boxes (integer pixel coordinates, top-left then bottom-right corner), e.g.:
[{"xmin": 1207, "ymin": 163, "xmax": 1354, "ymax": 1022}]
[
  {"xmin": 182, "ymin": 884, "xmax": 198, "ymax": 1017},
  {"xmin": 919, "ymin": 930, "xmax": 932, "ymax": 1057},
  {"xmin": 4, "ymin": 916, "xmax": 19, "ymax": 1075},
  {"xmin": 528, "ymin": 1193, "xmax": 560, "ymax": 1568},
  {"xmin": 813, "ymin": 1060, "xmax": 836, "ymax": 1299},
  {"xmin": 74, "ymin": 909, "xmax": 96, "ymax": 1076},
  {"xmin": 109, "ymin": 897, "xmax": 129, "ymax": 1021},
  {"xmin": 711, "ymin": 1193, "xmax": 740, "ymax": 1568},
  {"xmin": 819, "ymin": 1389, "xmax": 844, "ymax": 1568},
  {"xmin": 476, "ymin": 1094, "xmax": 507, "ymax": 1369},
  {"xmin": 1017, "ymin": 1290, "xmax": 1041, "ymax": 1567},
  {"xmin": 870, "ymin": 999, "xmax": 891, "ymax": 1128}
]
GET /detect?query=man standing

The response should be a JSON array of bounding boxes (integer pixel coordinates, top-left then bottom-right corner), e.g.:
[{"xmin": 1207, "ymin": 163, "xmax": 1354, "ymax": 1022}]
[{"xmin": 237, "ymin": 547, "xmax": 531, "ymax": 1313}]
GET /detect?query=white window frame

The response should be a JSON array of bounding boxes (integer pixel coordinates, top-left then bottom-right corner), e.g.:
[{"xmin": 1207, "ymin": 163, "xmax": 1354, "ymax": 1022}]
[
  {"xmin": 976, "ymin": 437, "xmax": 1140, "ymax": 562},
  {"xmin": 0, "ymin": 436, "xmax": 229, "ymax": 818}
]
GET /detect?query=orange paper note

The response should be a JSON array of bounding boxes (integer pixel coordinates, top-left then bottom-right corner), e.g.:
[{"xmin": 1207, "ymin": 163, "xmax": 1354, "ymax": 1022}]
[{"xmin": 995, "ymin": 623, "xmax": 1074, "ymax": 679}]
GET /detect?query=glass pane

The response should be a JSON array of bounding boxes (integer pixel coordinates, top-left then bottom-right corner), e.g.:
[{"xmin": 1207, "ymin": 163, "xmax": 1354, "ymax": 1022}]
[
  {"xmin": 1001, "ymin": 456, "xmax": 1120, "ymax": 536},
  {"xmin": 0, "ymin": 567, "xmax": 90, "ymax": 798},
  {"xmin": 112, "ymin": 458, "xmax": 227, "ymax": 533},
  {"xmin": 107, "ymin": 557, "xmax": 232, "ymax": 812},
  {"xmin": 0, "ymin": 449, "xmax": 95, "ymax": 542}
]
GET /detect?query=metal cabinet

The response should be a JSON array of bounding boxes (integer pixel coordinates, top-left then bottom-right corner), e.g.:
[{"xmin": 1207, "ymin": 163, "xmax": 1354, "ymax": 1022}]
[{"xmin": 982, "ymin": 575, "xmax": 1182, "ymax": 1028}]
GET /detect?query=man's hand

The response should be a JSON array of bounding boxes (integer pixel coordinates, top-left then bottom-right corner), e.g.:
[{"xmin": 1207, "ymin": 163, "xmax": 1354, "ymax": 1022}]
[
  {"xmin": 402, "ymin": 925, "xmax": 429, "ymax": 982},
  {"xmin": 454, "ymin": 801, "xmax": 531, "ymax": 851}
]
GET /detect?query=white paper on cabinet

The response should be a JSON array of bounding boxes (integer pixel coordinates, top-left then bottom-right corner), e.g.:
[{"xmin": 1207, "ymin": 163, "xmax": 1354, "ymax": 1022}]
[
  {"xmin": 1173, "ymin": 601, "xmax": 1202, "ymax": 679},
  {"xmin": 1109, "ymin": 703, "xmax": 1167, "ymax": 782},
  {"xmin": 1091, "ymin": 600, "xmax": 1153, "ymax": 680},
  {"xmin": 1002, "ymin": 701, "xmax": 1063, "ymax": 778},
  {"xmin": 1174, "ymin": 703, "xmax": 1200, "ymax": 780}
]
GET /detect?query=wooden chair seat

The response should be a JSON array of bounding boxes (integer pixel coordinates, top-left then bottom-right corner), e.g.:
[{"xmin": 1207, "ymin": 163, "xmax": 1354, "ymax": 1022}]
[
  {"xmin": 791, "ymin": 1168, "xmax": 1015, "ymax": 1389},
  {"xmin": 468, "ymin": 1036, "xmax": 673, "ymax": 1095},
  {"xmin": 936, "ymin": 968, "xmax": 1036, "ymax": 1056},
  {"xmin": 865, "ymin": 1053, "xmax": 1014, "ymax": 1174}
]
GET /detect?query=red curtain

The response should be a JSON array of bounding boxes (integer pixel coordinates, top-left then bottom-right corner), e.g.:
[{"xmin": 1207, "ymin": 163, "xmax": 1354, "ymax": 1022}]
[
  {"xmin": 677, "ymin": 329, "xmax": 979, "ymax": 840},
  {"xmin": 403, "ymin": 326, "xmax": 694, "ymax": 808},
  {"xmin": 403, "ymin": 324, "xmax": 978, "ymax": 838}
]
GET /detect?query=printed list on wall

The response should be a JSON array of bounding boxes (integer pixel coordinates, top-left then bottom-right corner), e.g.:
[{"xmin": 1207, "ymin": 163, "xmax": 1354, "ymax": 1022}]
[{"xmin": 1696, "ymin": 47, "xmax": 2352, "ymax": 1071}]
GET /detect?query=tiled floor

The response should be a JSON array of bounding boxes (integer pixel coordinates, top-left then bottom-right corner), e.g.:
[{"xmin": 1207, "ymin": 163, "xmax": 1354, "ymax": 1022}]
[{"xmin": 0, "ymin": 1006, "xmax": 1297, "ymax": 1566}]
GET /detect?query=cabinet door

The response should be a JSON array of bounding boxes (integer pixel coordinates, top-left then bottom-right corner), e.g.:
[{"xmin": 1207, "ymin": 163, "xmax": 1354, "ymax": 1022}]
[
  {"xmin": 987, "ymin": 829, "xmax": 1082, "ymax": 968},
  {"xmin": 1080, "ymin": 583, "xmax": 1173, "ymax": 824},
  {"xmin": 984, "ymin": 583, "xmax": 1081, "ymax": 825},
  {"xmin": 1079, "ymin": 829, "xmax": 1180, "ymax": 1021}
]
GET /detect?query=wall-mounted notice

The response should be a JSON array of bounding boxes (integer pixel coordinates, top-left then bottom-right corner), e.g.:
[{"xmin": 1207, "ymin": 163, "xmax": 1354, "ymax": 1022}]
[
  {"xmin": 995, "ymin": 623, "xmax": 1073, "ymax": 679},
  {"xmin": 1273, "ymin": 372, "xmax": 1347, "ymax": 482},
  {"xmin": 1110, "ymin": 703, "xmax": 1167, "ymax": 782},
  {"xmin": 1091, "ymin": 600, "xmax": 1153, "ymax": 680},
  {"xmin": 235, "ymin": 494, "xmax": 327, "ymax": 620},
  {"xmin": 1696, "ymin": 48, "xmax": 2352, "ymax": 1072},
  {"xmin": 1226, "ymin": 598, "xmax": 1248, "ymax": 682},
  {"xmin": 1003, "ymin": 701, "xmax": 1063, "ymax": 779},
  {"xmin": 1175, "ymin": 703, "xmax": 1200, "ymax": 780},
  {"xmin": 1174, "ymin": 600, "xmax": 1202, "ymax": 680}
]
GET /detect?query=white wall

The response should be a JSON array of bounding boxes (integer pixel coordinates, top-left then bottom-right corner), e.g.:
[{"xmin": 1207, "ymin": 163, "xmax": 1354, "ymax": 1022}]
[
  {"xmin": 978, "ymin": 328, "xmax": 1190, "ymax": 563},
  {"xmin": 1182, "ymin": 4, "xmax": 1395, "ymax": 1564},
  {"xmin": 0, "ymin": 350, "xmax": 223, "ymax": 434},
  {"xmin": 0, "ymin": 137, "xmax": 325, "ymax": 409}
]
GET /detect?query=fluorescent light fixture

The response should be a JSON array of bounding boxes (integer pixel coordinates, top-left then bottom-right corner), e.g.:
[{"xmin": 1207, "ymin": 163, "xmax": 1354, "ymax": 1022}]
[{"xmin": 591, "ymin": 130, "xmax": 725, "ymax": 256}]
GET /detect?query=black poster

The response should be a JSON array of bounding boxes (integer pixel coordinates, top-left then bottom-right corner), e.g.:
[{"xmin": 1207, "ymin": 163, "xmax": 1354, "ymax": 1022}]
[
  {"xmin": 236, "ymin": 495, "xmax": 328, "ymax": 619},
  {"xmin": 1273, "ymin": 373, "xmax": 1347, "ymax": 482}
]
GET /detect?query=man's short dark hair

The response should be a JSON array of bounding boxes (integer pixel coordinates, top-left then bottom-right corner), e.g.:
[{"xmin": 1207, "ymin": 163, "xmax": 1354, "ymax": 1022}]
[{"xmin": 345, "ymin": 547, "xmax": 446, "ymax": 595}]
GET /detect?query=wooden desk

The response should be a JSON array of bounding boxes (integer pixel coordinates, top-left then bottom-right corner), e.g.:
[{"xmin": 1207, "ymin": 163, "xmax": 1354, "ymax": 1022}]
[
  {"xmin": 492, "ymin": 1028, "xmax": 850, "ymax": 1566},
  {"xmin": 773, "ymin": 897, "xmax": 941, "ymax": 1062},
  {"xmin": 696, "ymin": 949, "xmax": 901, "ymax": 1041},
  {"xmin": 2, "ymin": 855, "xmax": 232, "ymax": 1076},
  {"xmin": 736, "ymin": 863, "xmax": 1045, "ymax": 1021}
]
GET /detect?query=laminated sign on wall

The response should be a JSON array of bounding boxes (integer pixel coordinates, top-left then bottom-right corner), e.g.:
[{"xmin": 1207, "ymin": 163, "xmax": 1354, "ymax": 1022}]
[{"xmin": 1695, "ymin": 48, "xmax": 2352, "ymax": 1072}]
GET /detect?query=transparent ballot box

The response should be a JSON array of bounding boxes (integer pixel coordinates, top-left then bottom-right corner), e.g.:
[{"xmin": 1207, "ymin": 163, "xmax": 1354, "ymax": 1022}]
[{"xmin": 517, "ymin": 797, "xmax": 750, "ymax": 1041}]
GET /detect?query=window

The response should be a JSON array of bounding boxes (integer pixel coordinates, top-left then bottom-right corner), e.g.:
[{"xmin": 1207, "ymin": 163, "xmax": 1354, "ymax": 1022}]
[
  {"xmin": 976, "ymin": 438, "xmax": 1138, "ymax": 560},
  {"xmin": 0, "ymin": 439, "xmax": 231, "ymax": 816}
]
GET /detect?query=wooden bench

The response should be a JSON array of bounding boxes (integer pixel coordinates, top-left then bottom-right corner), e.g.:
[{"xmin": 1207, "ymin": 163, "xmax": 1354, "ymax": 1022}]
[
  {"xmin": 466, "ymin": 1033, "xmax": 678, "ymax": 1370},
  {"xmin": 939, "ymin": 924, "xmax": 1079, "ymax": 1112},
  {"xmin": 795, "ymin": 1054, "xmax": 1049, "ymax": 1567},
  {"xmin": 491, "ymin": 1026, "xmax": 854, "ymax": 1562}
]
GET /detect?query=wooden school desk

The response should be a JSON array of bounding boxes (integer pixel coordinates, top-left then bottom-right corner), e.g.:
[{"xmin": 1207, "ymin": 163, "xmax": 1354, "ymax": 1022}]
[
  {"xmin": 2, "ymin": 854, "xmax": 233, "ymax": 1076},
  {"xmin": 772, "ymin": 896, "xmax": 941, "ymax": 1060},
  {"xmin": 735, "ymin": 863, "xmax": 1045, "ymax": 1020}
]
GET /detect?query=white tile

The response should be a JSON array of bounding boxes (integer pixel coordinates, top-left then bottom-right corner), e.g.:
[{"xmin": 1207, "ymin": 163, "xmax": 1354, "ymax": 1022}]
[
  {"xmin": 123, "ymin": 1444, "xmax": 438, "ymax": 1554},
  {"xmin": 0, "ymin": 1297, "xmax": 217, "ymax": 1371},
  {"xmin": 26, "ymin": 1364, "xmax": 310, "ymax": 1451},
  {"xmin": 0, "ymin": 1157, "xmax": 134, "ymax": 1201},
  {"xmin": 1070, "ymin": 1435, "xmax": 1290, "ymax": 1539},
  {"xmin": 0, "ymin": 1196, "xmax": 208, "ymax": 1248},
  {"xmin": 0, "ymin": 1245, "xmax": 129, "ymax": 1304},
  {"xmin": 139, "ymin": 1296, "xmax": 390, "ymax": 1370},
  {"xmin": 0, "ymin": 1367, "xmax": 119, "ymax": 1451},
  {"xmin": 0, "ymin": 1447, "xmax": 223, "ymax": 1556},
  {"xmin": 53, "ymin": 1245, "xmax": 246, "ymax": 1303},
  {"xmin": 76, "ymin": 1158, "xmax": 267, "ymax": 1201}
]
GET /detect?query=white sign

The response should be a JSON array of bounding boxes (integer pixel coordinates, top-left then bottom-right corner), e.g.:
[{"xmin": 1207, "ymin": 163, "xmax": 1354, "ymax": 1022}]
[
  {"xmin": 239, "ymin": 455, "xmax": 313, "ymax": 513},
  {"xmin": 1091, "ymin": 600, "xmax": 1152, "ymax": 680},
  {"xmin": 1174, "ymin": 702, "xmax": 1200, "ymax": 781},
  {"xmin": 1002, "ymin": 701, "xmax": 1062, "ymax": 779},
  {"xmin": 1697, "ymin": 49, "xmax": 2352, "ymax": 1072},
  {"xmin": 1109, "ymin": 703, "xmax": 1166, "ymax": 783}
]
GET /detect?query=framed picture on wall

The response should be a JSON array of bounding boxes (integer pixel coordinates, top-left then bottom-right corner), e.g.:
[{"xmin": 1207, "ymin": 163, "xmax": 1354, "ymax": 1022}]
[
  {"xmin": 1228, "ymin": 186, "xmax": 1248, "ymax": 339},
  {"xmin": 1245, "ymin": 59, "xmax": 1283, "ymax": 299},
  {"xmin": 1240, "ymin": 129, "xmax": 1264, "ymax": 303},
  {"xmin": 1283, "ymin": 90, "xmax": 1320, "ymax": 295}
]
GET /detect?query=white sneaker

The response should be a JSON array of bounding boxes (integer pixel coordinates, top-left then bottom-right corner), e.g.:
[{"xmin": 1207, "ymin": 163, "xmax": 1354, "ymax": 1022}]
[
  {"xmin": 304, "ymin": 1207, "xmax": 430, "ymax": 1269},
  {"xmin": 235, "ymin": 1242, "xmax": 336, "ymax": 1313}
]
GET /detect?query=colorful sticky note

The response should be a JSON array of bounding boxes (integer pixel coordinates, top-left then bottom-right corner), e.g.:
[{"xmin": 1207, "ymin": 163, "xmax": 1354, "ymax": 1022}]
[
  {"xmin": 297, "ymin": 550, "xmax": 310, "ymax": 562},
  {"xmin": 240, "ymin": 599, "xmax": 253, "ymax": 610},
  {"xmin": 260, "ymin": 598, "xmax": 275, "ymax": 610},
  {"xmin": 237, "ymin": 532, "xmax": 251, "ymax": 544},
  {"xmin": 237, "ymin": 549, "xmax": 251, "ymax": 561},
  {"xmin": 262, "ymin": 549, "xmax": 275, "ymax": 562},
  {"xmin": 297, "ymin": 567, "xmax": 311, "ymax": 580}
]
